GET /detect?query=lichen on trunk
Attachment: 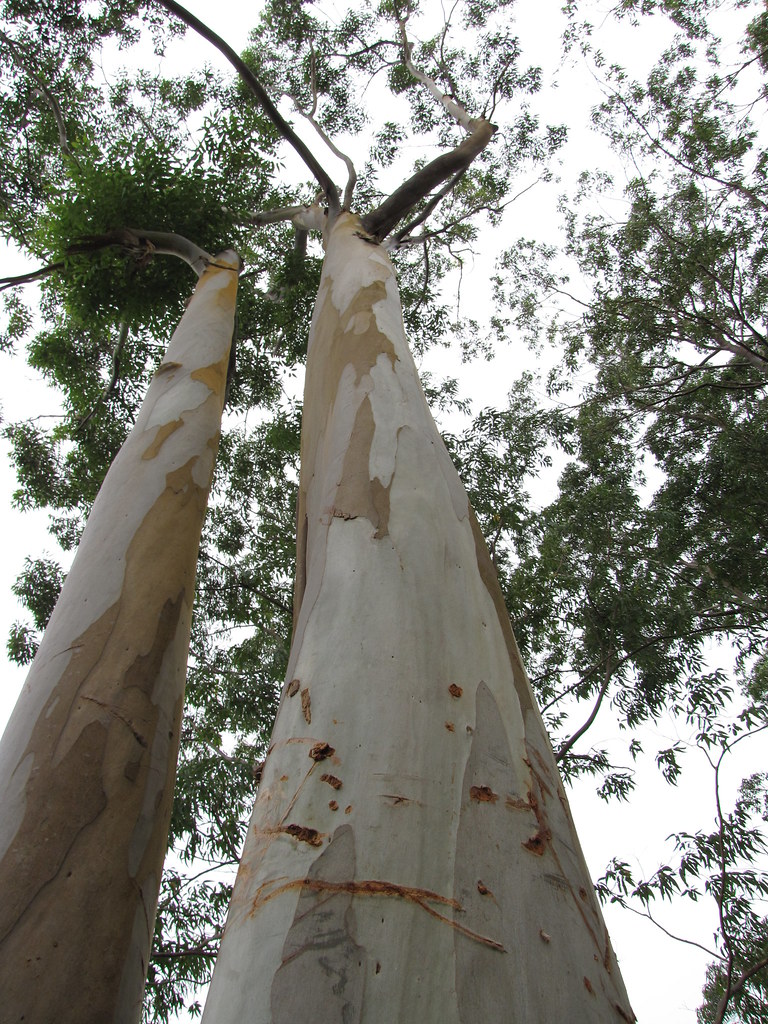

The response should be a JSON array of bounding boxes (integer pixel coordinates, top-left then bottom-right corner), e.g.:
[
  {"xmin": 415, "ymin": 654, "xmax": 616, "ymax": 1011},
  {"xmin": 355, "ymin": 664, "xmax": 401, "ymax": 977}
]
[{"xmin": 202, "ymin": 218, "xmax": 634, "ymax": 1023}]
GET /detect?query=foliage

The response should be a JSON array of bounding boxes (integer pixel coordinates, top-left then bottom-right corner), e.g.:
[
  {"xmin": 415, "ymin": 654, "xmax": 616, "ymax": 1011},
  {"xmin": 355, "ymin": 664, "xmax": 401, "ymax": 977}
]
[{"xmin": 495, "ymin": 0, "xmax": 768, "ymax": 1016}]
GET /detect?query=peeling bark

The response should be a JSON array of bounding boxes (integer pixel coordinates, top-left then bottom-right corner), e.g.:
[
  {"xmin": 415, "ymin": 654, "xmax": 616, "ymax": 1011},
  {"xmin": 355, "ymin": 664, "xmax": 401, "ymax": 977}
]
[
  {"xmin": 0, "ymin": 251, "xmax": 240, "ymax": 1024},
  {"xmin": 202, "ymin": 218, "xmax": 634, "ymax": 1022}
]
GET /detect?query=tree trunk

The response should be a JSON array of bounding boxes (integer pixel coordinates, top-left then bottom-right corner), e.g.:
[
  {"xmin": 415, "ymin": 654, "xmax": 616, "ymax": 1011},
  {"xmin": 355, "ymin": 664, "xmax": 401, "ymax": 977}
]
[
  {"xmin": 0, "ymin": 250, "xmax": 240, "ymax": 1024},
  {"xmin": 201, "ymin": 217, "xmax": 634, "ymax": 1023}
]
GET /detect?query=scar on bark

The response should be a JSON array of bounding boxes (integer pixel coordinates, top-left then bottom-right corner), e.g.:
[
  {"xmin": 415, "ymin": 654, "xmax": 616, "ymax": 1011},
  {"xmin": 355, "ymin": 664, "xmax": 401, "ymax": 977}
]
[
  {"xmin": 282, "ymin": 824, "xmax": 323, "ymax": 847},
  {"xmin": 80, "ymin": 696, "xmax": 148, "ymax": 748},
  {"xmin": 320, "ymin": 773, "xmax": 342, "ymax": 789},
  {"xmin": 470, "ymin": 785, "xmax": 498, "ymax": 803},
  {"xmin": 309, "ymin": 742, "xmax": 335, "ymax": 761},
  {"xmin": 249, "ymin": 876, "xmax": 505, "ymax": 951},
  {"xmin": 300, "ymin": 688, "xmax": 311, "ymax": 724}
]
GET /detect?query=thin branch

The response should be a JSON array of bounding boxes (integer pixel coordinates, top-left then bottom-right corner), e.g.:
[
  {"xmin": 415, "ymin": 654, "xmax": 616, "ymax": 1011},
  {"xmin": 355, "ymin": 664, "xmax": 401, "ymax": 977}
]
[
  {"xmin": 437, "ymin": 0, "xmax": 463, "ymax": 102},
  {"xmin": 602, "ymin": 79, "xmax": 768, "ymax": 214},
  {"xmin": 288, "ymin": 46, "xmax": 357, "ymax": 209},
  {"xmin": 397, "ymin": 15, "xmax": 473, "ymax": 129},
  {"xmin": 621, "ymin": 902, "xmax": 722, "ymax": 960},
  {"xmin": 0, "ymin": 262, "xmax": 63, "ymax": 291},
  {"xmin": 154, "ymin": 0, "xmax": 339, "ymax": 215},
  {"xmin": 391, "ymin": 167, "xmax": 467, "ymax": 246},
  {"xmin": 555, "ymin": 656, "xmax": 613, "ymax": 761},
  {"xmin": 200, "ymin": 738, "xmax": 253, "ymax": 770},
  {"xmin": 711, "ymin": 723, "xmax": 768, "ymax": 1023},
  {"xmin": 74, "ymin": 320, "xmax": 130, "ymax": 433},
  {"xmin": 715, "ymin": 952, "xmax": 768, "ymax": 1018},
  {"xmin": 0, "ymin": 28, "xmax": 81, "ymax": 166}
]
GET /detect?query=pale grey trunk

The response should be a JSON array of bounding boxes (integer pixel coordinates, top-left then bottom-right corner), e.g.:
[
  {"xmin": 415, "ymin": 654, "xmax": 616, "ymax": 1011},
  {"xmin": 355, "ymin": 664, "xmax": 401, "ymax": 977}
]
[
  {"xmin": 202, "ymin": 217, "xmax": 634, "ymax": 1023},
  {"xmin": 0, "ymin": 252, "xmax": 239, "ymax": 1024}
]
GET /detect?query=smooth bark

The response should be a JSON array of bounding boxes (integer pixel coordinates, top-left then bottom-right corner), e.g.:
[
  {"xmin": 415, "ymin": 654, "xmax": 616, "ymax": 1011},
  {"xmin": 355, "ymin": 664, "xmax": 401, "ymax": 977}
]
[
  {"xmin": 202, "ymin": 217, "xmax": 634, "ymax": 1023},
  {"xmin": 0, "ymin": 251, "xmax": 240, "ymax": 1024}
]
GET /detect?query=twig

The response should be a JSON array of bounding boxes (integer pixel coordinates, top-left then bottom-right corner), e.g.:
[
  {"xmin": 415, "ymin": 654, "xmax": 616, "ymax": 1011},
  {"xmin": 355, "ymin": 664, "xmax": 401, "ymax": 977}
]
[{"xmin": 620, "ymin": 902, "xmax": 721, "ymax": 961}]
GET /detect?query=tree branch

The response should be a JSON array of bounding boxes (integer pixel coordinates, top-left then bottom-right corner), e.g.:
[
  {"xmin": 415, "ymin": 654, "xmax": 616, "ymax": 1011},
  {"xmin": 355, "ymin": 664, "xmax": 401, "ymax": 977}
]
[
  {"xmin": 555, "ymin": 656, "xmax": 613, "ymax": 761},
  {"xmin": 74, "ymin": 320, "xmax": 130, "ymax": 433},
  {"xmin": 153, "ymin": 0, "xmax": 340, "ymax": 215},
  {"xmin": 361, "ymin": 118, "xmax": 495, "ymax": 241},
  {"xmin": 66, "ymin": 228, "xmax": 217, "ymax": 276},
  {"xmin": 390, "ymin": 167, "xmax": 467, "ymax": 247},
  {"xmin": 0, "ymin": 262, "xmax": 63, "ymax": 291},
  {"xmin": 0, "ymin": 28, "xmax": 80, "ymax": 166},
  {"xmin": 603, "ymin": 81, "xmax": 768, "ymax": 214},
  {"xmin": 620, "ymin": 902, "xmax": 722, "ymax": 961},
  {"xmin": 397, "ymin": 15, "xmax": 473, "ymax": 129},
  {"xmin": 714, "ymin": 952, "xmax": 768, "ymax": 1022},
  {"xmin": 288, "ymin": 46, "xmax": 357, "ymax": 210},
  {"xmin": 241, "ymin": 204, "xmax": 326, "ymax": 232}
]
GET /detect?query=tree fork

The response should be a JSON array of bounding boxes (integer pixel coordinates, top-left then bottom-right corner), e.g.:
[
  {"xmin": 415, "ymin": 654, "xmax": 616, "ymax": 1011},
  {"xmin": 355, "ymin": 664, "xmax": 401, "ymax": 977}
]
[
  {"xmin": 201, "ymin": 216, "xmax": 634, "ymax": 1023},
  {"xmin": 0, "ymin": 250, "xmax": 240, "ymax": 1024}
]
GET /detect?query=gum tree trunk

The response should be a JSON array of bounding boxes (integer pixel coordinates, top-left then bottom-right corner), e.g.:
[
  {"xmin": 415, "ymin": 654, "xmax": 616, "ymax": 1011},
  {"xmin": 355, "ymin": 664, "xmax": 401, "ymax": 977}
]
[
  {"xmin": 202, "ymin": 216, "xmax": 635, "ymax": 1023},
  {"xmin": 0, "ymin": 250, "xmax": 240, "ymax": 1024}
]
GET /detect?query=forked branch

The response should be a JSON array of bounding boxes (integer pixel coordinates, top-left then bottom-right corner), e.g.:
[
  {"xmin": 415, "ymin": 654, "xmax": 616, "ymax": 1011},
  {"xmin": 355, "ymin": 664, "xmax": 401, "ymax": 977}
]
[
  {"xmin": 362, "ymin": 12, "xmax": 495, "ymax": 241},
  {"xmin": 288, "ymin": 46, "xmax": 357, "ymax": 210}
]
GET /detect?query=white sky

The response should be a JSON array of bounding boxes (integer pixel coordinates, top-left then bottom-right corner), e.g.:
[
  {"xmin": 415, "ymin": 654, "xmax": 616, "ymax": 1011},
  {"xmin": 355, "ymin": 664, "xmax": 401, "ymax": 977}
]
[{"xmin": 1, "ymin": 1, "xmax": 764, "ymax": 1021}]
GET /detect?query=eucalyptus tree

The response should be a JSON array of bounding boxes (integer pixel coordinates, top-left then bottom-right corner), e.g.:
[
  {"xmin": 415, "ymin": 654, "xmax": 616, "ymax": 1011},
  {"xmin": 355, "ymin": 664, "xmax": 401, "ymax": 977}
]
[
  {"xmin": 0, "ymin": 239, "xmax": 241, "ymax": 1023},
  {"xmin": 156, "ymin": 2, "xmax": 633, "ymax": 1020},
  {"xmin": 0, "ymin": 0, "xmax": 638, "ymax": 1020}
]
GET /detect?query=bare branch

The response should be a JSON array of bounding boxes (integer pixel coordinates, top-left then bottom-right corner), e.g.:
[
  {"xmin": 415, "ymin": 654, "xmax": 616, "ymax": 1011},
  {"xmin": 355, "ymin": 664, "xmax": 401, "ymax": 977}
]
[
  {"xmin": 555, "ymin": 657, "xmax": 613, "ymax": 762},
  {"xmin": 620, "ymin": 902, "xmax": 722, "ymax": 961},
  {"xmin": 74, "ymin": 320, "xmax": 130, "ymax": 434},
  {"xmin": 249, "ymin": 204, "xmax": 327, "ymax": 233},
  {"xmin": 154, "ymin": 0, "xmax": 340, "ymax": 215},
  {"xmin": 389, "ymin": 167, "xmax": 467, "ymax": 248},
  {"xmin": 67, "ymin": 228, "xmax": 217, "ymax": 276}
]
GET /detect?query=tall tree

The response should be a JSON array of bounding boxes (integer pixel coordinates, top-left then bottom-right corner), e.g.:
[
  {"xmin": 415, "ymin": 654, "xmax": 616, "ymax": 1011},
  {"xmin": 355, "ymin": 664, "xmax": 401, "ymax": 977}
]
[
  {"xmin": 0, "ymin": 241, "xmax": 240, "ymax": 1022},
  {"xmin": 0, "ymin": 0, "xmax": 636, "ymax": 1019}
]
